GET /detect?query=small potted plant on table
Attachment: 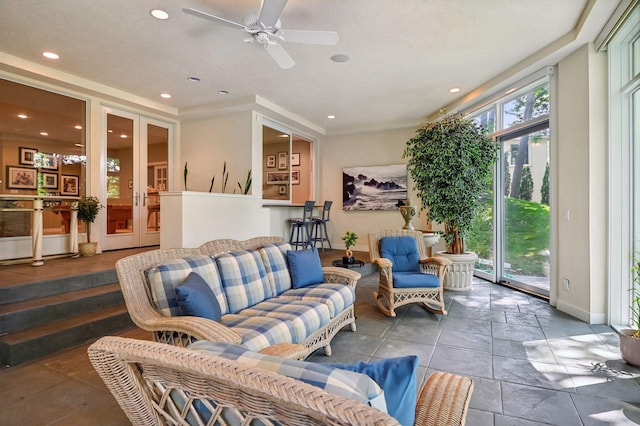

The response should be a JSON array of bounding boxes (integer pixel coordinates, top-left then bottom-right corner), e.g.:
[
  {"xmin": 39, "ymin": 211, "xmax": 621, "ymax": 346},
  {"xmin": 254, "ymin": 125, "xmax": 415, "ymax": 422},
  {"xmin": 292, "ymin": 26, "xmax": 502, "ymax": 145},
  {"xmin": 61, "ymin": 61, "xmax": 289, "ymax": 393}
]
[
  {"xmin": 341, "ymin": 231, "xmax": 358, "ymax": 264},
  {"xmin": 620, "ymin": 252, "xmax": 640, "ymax": 367},
  {"xmin": 77, "ymin": 195, "xmax": 104, "ymax": 256}
]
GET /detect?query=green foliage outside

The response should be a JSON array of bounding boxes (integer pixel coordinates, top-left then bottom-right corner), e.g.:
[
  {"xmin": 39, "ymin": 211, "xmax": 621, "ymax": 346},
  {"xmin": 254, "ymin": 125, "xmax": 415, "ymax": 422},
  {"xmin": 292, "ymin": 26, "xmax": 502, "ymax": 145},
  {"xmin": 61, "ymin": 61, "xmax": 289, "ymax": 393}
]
[
  {"xmin": 519, "ymin": 167, "xmax": 533, "ymax": 201},
  {"xmin": 503, "ymin": 153, "xmax": 511, "ymax": 197},
  {"xmin": 467, "ymin": 195, "xmax": 550, "ymax": 276},
  {"xmin": 541, "ymin": 163, "xmax": 550, "ymax": 205}
]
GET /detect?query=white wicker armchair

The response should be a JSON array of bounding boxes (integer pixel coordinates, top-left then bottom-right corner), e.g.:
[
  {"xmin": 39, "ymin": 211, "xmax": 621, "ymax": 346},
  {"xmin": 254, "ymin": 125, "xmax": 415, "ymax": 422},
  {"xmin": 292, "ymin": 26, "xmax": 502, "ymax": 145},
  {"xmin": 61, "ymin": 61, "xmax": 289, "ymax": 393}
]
[
  {"xmin": 369, "ymin": 230, "xmax": 451, "ymax": 317},
  {"xmin": 89, "ymin": 336, "xmax": 474, "ymax": 426}
]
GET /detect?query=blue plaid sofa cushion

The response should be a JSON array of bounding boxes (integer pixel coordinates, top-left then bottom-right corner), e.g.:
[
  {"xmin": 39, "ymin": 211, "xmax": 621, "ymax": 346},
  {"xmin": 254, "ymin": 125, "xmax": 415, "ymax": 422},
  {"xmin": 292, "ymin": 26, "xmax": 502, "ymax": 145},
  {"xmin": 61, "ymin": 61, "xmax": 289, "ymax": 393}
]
[
  {"xmin": 239, "ymin": 299, "xmax": 331, "ymax": 343},
  {"xmin": 277, "ymin": 283, "xmax": 355, "ymax": 318},
  {"xmin": 146, "ymin": 255, "xmax": 228, "ymax": 316},
  {"xmin": 258, "ymin": 242, "xmax": 292, "ymax": 295},
  {"xmin": 188, "ymin": 341, "xmax": 386, "ymax": 412},
  {"xmin": 216, "ymin": 250, "xmax": 274, "ymax": 314},
  {"xmin": 220, "ymin": 314, "xmax": 297, "ymax": 351}
]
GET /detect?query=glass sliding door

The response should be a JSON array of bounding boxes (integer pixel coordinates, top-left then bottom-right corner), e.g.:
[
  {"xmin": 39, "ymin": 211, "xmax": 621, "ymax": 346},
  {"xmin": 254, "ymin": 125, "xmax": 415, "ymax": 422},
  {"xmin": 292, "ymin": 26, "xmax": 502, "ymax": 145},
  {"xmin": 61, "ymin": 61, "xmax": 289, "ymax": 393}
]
[{"xmin": 499, "ymin": 125, "xmax": 550, "ymax": 296}]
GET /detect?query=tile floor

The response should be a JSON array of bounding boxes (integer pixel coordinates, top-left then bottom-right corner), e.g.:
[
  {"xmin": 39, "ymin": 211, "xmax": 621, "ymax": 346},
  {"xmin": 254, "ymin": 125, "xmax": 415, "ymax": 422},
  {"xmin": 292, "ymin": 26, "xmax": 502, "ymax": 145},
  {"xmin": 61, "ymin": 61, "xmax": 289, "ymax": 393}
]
[{"xmin": 1, "ymin": 253, "xmax": 640, "ymax": 425}]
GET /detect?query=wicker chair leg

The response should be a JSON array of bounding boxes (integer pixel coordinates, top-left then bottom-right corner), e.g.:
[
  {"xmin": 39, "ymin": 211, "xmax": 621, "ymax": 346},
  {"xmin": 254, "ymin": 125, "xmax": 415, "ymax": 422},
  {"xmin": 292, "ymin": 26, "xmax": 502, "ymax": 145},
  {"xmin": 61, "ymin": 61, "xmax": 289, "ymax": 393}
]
[
  {"xmin": 414, "ymin": 371, "xmax": 474, "ymax": 426},
  {"xmin": 373, "ymin": 291, "xmax": 395, "ymax": 317},
  {"xmin": 323, "ymin": 343, "xmax": 332, "ymax": 356},
  {"xmin": 422, "ymin": 301, "xmax": 447, "ymax": 316}
]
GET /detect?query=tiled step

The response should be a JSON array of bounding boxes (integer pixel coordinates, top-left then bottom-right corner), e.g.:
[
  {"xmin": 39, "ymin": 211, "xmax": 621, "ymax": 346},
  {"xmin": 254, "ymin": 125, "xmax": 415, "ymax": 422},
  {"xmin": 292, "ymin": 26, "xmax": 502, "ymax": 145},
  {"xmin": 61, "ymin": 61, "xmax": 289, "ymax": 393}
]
[
  {"xmin": 0, "ymin": 270, "xmax": 118, "ymax": 305},
  {"xmin": 0, "ymin": 283, "xmax": 124, "ymax": 334},
  {"xmin": 0, "ymin": 304, "xmax": 133, "ymax": 366}
]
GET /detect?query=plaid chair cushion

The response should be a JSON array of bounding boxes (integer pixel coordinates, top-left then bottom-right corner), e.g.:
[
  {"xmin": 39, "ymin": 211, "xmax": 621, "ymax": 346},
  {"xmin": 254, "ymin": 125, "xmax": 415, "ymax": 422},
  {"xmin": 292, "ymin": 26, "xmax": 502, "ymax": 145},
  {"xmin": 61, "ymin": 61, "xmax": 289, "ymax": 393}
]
[
  {"xmin": 216, "ymin": 250, "xmax": 274, "ymax": 313},
  {"xmin": 277, "ymin": 283, "xmax": 355, "ymax": 318},
  {"xmin": 258, "ymin": 242, "xmax": 292, "ymax": 295},
  {"xmin": 239, "ymin": 299, "xmax": 331, "ymax": 343},
  {"xmin": 189, "ymin": 341, "xmax": 386, "ymax": 412},
  {"xmin": 146, "ymin": 255, "xmax": 228, "ymax": 316},
  {"xmin": 220, "ymin": 314, "xmax": 297, "ymax": 351}
]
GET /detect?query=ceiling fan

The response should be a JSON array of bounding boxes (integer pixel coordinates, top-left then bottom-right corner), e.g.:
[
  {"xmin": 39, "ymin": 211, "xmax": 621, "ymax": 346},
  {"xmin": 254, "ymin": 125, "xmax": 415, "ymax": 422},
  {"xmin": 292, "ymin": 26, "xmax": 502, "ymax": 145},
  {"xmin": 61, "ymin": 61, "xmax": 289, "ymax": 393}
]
[{"xmin": 183, "ymin": 0, "xmax": 339, "ymax": 69}]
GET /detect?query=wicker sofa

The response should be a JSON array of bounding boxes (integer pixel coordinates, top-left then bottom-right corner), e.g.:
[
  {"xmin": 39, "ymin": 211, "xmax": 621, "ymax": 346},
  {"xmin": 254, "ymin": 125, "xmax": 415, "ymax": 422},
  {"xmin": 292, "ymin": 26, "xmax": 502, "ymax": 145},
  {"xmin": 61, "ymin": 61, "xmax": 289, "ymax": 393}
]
[
  {"xmin": 89, "ymin": 336, "xmax": 474, "ymax": 426},
  {"xmin": 115, "ymin": 236, "xmax": 361, "ymax": 359}
]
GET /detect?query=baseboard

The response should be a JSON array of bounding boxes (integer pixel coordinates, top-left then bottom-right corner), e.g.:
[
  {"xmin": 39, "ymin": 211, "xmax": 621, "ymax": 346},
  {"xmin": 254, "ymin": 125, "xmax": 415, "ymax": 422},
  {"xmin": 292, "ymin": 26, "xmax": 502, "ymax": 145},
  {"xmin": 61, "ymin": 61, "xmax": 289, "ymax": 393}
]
[{"xmin": 556, "ymin": 299, "xmax": 606, "ymax": 324}]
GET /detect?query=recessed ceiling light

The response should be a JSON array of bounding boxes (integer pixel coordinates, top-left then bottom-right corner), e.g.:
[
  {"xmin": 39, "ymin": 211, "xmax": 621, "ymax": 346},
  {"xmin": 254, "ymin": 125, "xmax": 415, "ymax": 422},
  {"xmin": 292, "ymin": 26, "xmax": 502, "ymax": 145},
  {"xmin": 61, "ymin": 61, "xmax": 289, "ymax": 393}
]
[
  {"xmin": 160, "ymin": 93, "xmax": 171, "ymax": 99},
  {"xmin": 74, "ymin": 125, "xmax": 82, "ymax": 130},
  {"xmin": 150, "ymin": 9, "xmax": 169, "ymax": 20},
  {"xmin": 74, "ymin": 143, "xmax": 84, "ymax": 147},
  {"xmin": 108, "ymin": 129, "xmax": 113, "ymax": 133},
  {"xmin": 218, "ymin": 90, "xmax": 229, "ymax": 95},
  {"xmin": 120, "ymin": 134, "xmax": 128, "ymax": 138},
  {"xmin": 42, "ymin": 51, "xmax": 59, "ymax": 59},
  {"xmin": 188, "ymin": 76, "xmax": 201, "ymax": 82},
  {"xmin": 330, "ymin": 54, "xmax": 349, "ymax": 63},
  {"xmin": 449, "ymin": 87, "xmax": 461, "ymax": 93},
  {"xmin": 40, "ymin": 131, "xmax": 48, "ymax": 136},
  {"xmin": 279, "ymin": 134, "xmax": 289, "ymax": 138},
  {"xmin": 327, "ymin": 115, "xmax": 336, "ymax": 119},
  {"xmin": 17, "ymin": 114, "xmax": 28, "ymax": 119}
]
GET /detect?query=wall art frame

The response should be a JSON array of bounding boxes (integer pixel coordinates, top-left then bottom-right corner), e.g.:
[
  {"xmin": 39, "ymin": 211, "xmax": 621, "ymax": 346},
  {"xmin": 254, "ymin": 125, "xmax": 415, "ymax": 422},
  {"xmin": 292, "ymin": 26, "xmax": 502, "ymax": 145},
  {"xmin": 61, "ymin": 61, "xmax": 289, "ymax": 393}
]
[
  {"xmin": 6, "ymin": 166, "xmax": 37, "ymax": 189},
  {"xmin": 19, "ymin": 147, "xmax": 38, "ymax": 166},
  {"xmin": 266, "ymin": 171, "xmax": 289, "ymax": 185},
  {"xmin": 41, "ymin": 172, "xmax": 58, "ymax": 189},
  {"xmin": 61, "ymin": 174, "xmax": 79, "ymax": 196}
]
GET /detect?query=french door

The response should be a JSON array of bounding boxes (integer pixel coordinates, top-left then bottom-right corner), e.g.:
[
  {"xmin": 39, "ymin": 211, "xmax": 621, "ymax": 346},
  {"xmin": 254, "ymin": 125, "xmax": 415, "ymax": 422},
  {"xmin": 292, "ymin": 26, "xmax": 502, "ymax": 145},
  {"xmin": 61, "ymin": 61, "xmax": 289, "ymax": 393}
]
[{"xmin": 101, "ymin": 108, "xmax": 172, "ymax": 250}]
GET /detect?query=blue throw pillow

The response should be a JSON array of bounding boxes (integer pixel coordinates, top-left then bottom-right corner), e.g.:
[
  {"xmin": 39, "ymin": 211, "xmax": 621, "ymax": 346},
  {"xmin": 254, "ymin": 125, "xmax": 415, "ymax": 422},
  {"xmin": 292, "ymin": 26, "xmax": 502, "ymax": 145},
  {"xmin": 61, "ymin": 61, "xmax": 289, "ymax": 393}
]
[
  {"xmin": 287, "ymin": 248, "xmax": 324, "ymax": 288},
  {"xmin": 326, "ymin": 356, "xmax": 418, "ymax": 426},
  {"xmin": 175, "ymin": 272, "xmax": 222, "ymax": 321}
]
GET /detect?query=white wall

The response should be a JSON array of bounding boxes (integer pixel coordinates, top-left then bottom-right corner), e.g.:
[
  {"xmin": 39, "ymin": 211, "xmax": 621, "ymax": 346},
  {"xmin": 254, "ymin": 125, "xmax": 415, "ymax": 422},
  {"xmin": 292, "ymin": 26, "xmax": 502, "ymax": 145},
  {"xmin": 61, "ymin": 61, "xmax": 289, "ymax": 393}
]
[
  {"xmin": 556, "ymin": 43, "xmax": 608, "ymax": 323},
  {"xmin": 180, "ymin": 112, "xmax": 253, "ymax": 193},
  {"xmin": 319, "ymin": 127, "xmax": 434, "ymax": 253}
]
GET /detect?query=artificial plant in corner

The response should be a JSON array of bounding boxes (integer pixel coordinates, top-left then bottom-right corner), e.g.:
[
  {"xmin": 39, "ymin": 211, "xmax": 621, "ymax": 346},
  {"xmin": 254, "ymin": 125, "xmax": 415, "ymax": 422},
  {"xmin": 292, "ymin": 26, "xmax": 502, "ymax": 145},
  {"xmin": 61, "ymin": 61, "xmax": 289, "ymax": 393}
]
[
  {"xmin": 404, "ymin": 110, "xmax": 497, "ymax": 254},
  {"xmin": 77, "ymin": 195, "xmax": 104, "ymax": 244}
]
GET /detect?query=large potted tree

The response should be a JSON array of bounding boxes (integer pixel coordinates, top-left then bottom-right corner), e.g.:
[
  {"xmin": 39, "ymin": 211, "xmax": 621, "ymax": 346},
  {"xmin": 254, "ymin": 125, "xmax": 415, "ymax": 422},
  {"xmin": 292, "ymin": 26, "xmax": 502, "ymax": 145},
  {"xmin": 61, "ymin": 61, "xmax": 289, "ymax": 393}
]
[
  {"xmin": 404, "ymin": 110, "xmax": 496, "ymax": 290},
  {"xmin": 77, "ymin": 195, "xmax": 104, "ymax": 256}
]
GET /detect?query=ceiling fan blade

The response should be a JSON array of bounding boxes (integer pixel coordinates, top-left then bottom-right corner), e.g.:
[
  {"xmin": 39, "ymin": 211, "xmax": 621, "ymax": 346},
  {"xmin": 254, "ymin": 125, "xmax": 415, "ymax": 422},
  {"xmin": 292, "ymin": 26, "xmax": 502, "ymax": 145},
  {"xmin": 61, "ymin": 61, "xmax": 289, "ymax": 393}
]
[
  {"xmin": 279, "ymin": 29, "xmax": 339, "ymax": 45},
  {"xmin": 264, "ymin": 42, "xmax": 295, "ymax": 69},
  {"xmin": 258, "ymin": 0, "xmax": 288, "ymax": 28},
  {"xmin": 183, "ymin": 8, "xmax": 245, "ymax": 30}
]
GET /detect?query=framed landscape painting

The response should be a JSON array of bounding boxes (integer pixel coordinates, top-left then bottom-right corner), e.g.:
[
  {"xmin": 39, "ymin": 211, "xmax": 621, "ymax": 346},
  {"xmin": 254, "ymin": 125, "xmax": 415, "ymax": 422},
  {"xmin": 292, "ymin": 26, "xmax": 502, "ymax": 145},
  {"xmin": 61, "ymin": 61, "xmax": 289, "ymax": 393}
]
[{"xmin": 342, "ymin": 164, "xmax": 407, "ymax": 211}]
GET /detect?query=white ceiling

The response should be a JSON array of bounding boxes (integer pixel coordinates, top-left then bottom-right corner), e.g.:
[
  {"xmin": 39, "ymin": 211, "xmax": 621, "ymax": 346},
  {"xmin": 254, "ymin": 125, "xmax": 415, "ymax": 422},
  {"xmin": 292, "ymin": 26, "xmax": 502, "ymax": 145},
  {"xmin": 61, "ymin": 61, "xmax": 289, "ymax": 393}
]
[{"xmin": 0, "ymin": 0, "xmax": 622, "ymax": 136}]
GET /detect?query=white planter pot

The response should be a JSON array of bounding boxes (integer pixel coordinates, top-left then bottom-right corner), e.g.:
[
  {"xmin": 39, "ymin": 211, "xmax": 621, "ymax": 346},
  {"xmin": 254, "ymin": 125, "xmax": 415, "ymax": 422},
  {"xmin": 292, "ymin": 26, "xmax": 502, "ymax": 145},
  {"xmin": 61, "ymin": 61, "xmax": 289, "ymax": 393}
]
[
  {"xmin": 435, "ymin": 251, "xmax": 477, "ymax": 291},
  {"xmin": 619, "ymin": 329, "xmax": 640, "ymax": 367},
  {"xmin": 422, "ymin": 232, "xmax": 440, "ymax": 248}
]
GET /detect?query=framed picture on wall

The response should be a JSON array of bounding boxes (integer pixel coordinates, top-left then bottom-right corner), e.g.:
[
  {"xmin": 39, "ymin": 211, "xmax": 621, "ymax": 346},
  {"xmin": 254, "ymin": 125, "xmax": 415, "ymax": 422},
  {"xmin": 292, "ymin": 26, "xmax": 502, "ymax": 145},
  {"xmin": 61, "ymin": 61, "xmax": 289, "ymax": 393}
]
[
  {"xmin": 278, "ymin": 185, "xmax": 287, "ymax": 195},
  {"xmin": 291, "ymin": 152, "xmax": 300, "ymax": 166},
  {"xmin": 278, "ymin": 151, "xmax": 287, "ymax": 170},
  {"xmin": 60, "ymin": 174, "xmax": 79, "ymax": 196},
  {"xmin": 6, "ymin": 166, "xmax": 37, "ymax": 189},
  {"xmin": 41, "ymin": 172, "xmax": 58, "ymax": 189},
  {"xmin": 19, "ymin": 147, "xmax": 38, "ymax": 166},
  {"xmin": 38, "ymin": 152, "xmax": 59, "ymax": 170},
  {"xmin": 266, "ymin": 155, "xmax": 276, "ymax": 168},
  {"xmin": 291, "ymin": 170, "xmax": 300, "ymax": 185},
  {"xmin": 266, "ymin": 171, "xmax": 289, "ymax": 184}
]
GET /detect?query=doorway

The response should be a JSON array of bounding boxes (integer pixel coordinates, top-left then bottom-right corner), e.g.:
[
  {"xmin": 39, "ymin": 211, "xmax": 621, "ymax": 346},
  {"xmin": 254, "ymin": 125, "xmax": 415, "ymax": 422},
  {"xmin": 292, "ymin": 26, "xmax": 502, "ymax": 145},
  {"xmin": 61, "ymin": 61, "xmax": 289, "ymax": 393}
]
[{"xmin": 101, "ymin": 108, "xmax": 172, "ymax": 250}]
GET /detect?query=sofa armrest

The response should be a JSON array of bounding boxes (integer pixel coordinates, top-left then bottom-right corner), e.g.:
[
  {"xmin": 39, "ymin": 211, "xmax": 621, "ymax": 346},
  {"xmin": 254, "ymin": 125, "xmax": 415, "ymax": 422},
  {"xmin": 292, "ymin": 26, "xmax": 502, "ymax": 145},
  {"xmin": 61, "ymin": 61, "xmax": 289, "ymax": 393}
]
[
  {"xmin": 143, "ymin": 315, "xmax": 243, "ymax": 347},
  {"xmin": 321, "ymin": 266, "xmax": 361, "ymax": 288},
  {"xmin": 414, "ymin": 371, "xmax": 474, "ymax": 426},
  {"xmin": 258, "ymin": 343, "xmax": 310, "ymax": 360}
]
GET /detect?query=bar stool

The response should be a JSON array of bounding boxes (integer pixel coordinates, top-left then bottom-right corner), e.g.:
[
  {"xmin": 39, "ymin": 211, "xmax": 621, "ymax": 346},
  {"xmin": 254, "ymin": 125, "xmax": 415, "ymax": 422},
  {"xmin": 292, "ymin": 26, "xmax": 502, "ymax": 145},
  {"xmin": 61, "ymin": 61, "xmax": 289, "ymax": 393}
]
[
  {"xmin": 311, "ymin": 201, "xmax": 332, "ymax": 252},
  {"xmin": 288, "ymin": 200, "xmax": 315, "ymax": 250}
]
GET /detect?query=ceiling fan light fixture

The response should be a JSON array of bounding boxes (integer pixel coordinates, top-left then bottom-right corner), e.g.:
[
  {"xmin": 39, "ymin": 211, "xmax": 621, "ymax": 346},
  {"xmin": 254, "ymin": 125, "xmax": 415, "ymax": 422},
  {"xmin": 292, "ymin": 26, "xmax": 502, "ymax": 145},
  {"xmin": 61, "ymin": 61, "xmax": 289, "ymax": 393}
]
[{"xmin": 150, "ymin": 9, "xmax": 169, "ymax": 20}]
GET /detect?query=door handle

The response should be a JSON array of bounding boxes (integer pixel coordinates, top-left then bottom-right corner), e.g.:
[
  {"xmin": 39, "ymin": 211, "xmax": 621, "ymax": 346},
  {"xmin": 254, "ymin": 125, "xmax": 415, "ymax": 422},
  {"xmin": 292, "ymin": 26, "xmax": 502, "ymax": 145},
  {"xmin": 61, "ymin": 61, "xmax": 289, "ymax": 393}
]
[
  {"xmin": 134, "ymin": 192, "xmax": 139, "ymax": 206},
  {"xmin": 143, "ymin": 193, "xmax": 148, "ymax": 207}
]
